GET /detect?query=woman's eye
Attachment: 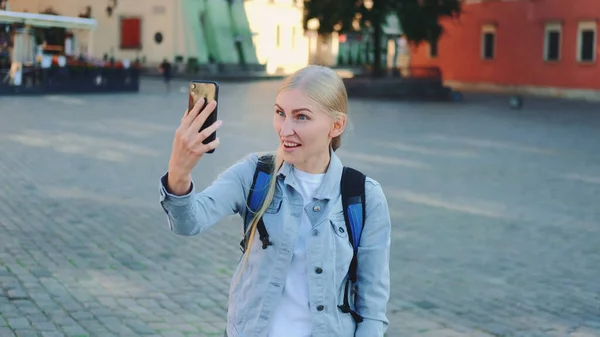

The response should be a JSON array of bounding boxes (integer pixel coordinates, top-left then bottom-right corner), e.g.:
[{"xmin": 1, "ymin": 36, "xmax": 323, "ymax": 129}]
[
  {"xmin": 276, "ymin": 110, "xmax": 285, "ymax": 116},
  {"xmin": 297, "ymin": 114, "xmax": 308, "ymax": 121}
]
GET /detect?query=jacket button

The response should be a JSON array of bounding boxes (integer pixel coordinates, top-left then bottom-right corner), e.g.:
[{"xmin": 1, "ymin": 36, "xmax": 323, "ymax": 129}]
[
  {"xmin": 313, "ymin": 205, "xmax": 321, "ymax": 212},
  {"xmin": 316, "ymin": 305, "xmax": 324, "ymax": 311},
  {"xmin": 312, "ymin": 229, "xmax": 319, "ymax": 236},
  {"xmin": 315, "ymin": 267, "xmax": 323, "ymax": 274}
]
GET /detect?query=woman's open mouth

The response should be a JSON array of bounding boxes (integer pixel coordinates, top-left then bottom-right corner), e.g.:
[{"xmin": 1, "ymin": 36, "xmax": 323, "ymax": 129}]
[
  {"xmin": 283, "ymin": 141, "xmax": 301, "ymax": 148},
  {"xmin": 282, "ymin": 141, "xmax": 302, "ymax": 151}
]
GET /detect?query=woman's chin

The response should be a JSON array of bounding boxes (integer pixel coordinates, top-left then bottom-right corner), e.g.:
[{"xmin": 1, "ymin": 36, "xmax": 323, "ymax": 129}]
[{"xmin": 280, "ymin": 145, "xmax": 302, "ymax": 161}]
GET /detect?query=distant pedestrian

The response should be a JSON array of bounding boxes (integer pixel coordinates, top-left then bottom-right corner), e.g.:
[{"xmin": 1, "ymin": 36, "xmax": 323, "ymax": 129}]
[
  {"xmin": 158, "ymin": 58, "xmax": 172, "ymax": 92},
  {"xmin": 158, "ymin": 65, "xmax": 391, "ymax": 337}
]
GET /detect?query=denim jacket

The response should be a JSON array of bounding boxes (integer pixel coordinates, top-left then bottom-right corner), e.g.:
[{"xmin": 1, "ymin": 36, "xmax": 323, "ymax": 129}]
[{"xmin": 158, "ymin": 150, "xmax": 391, "ymax": 337}]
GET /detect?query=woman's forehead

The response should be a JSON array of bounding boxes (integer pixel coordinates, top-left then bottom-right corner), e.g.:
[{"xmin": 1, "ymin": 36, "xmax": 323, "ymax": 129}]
[{"xmin": 276, "ymin": 89, "xmax": 317, "ymax": 109}]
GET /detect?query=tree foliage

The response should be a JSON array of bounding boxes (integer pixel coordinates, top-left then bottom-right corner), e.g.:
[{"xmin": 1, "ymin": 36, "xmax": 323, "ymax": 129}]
[
  {"xmin": 303, "ymin": 0, "xmax": 461, "ymax": 75},
  {"xmin": 394, "ymin": 0, "xmax": 461, "ymax": 44}
]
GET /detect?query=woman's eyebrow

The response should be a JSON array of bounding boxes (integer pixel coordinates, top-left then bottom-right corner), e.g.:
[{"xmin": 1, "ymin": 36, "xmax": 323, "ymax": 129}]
[{"xmin": 274, "ymin": 104, "xmax": 313, "ymax": 114}]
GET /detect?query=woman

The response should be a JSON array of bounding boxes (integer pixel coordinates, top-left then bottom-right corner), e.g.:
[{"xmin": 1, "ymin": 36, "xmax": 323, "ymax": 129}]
[{"xmin": 159, "ymin": 65, "xmax": 391, "ymax": 337}]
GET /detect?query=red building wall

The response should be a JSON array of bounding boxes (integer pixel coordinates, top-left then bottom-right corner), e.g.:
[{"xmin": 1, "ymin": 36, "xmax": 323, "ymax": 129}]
[{"xmin": 409, "ymin": 0, "xmax": 600, "ymax": 91}]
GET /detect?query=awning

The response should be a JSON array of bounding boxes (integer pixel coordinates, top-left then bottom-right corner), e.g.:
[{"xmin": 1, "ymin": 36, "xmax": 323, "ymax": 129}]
[{"xmin": 0, "ymin": 10, "xmax": 97, "ymax": 30}]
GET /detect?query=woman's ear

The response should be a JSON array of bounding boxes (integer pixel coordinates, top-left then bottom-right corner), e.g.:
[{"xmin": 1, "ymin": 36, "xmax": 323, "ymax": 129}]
[{"xmin": 330, "ymin": 114, "xmax": 347, "ymax": 138}]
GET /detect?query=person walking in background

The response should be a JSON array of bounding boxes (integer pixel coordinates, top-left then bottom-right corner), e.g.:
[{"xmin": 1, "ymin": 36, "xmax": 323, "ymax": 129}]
[{"xmin": 158, "ymin": 58, "xmax": 172, "ymax": 92}]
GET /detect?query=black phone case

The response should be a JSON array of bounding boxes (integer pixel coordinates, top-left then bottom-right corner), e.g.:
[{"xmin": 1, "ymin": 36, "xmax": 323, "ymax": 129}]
[{"xmin": 189, "ymin": 80, "xmax": 219, "ymax": 154}]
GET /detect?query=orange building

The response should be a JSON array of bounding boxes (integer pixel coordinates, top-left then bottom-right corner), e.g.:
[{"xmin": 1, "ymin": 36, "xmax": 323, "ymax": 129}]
[{"xmin": 409, "ymin": 0, "xmax": 599, "ymax": 99}]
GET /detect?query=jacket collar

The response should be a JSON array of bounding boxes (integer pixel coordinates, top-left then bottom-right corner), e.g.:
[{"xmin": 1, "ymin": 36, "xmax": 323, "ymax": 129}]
[{"xmin": 277, "ymin": 147, "xmax": 343, "ymax": 201}]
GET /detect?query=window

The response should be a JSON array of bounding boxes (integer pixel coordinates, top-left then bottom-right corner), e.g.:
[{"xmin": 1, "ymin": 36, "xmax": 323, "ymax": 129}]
[
  {"xmin": 544, "ymin": 22, "xmax": 561, "ymax": 61},
  {"xmin": 577, "ymin": 21, "xmax": 597, "ymax": 63},
  {"xmin": 481, "ymin": 24, "xmax": 496, "ymax": 60},
  {"xmin": 276, "ymin": 25, "xmax": 280, "ymax": 48},
  {"xmin": 120, "ymin": 17, "xmax": 141, "ymax": 49},
  {"xmin": 429, "ymin": 39, "xmax": 438, "ymax": 58}
]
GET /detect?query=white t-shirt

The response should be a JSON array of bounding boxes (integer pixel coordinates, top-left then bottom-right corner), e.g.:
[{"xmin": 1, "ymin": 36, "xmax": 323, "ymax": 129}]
[{"xmin": 268, "ymin": 168, "xmax": 324, "ymax": 337}]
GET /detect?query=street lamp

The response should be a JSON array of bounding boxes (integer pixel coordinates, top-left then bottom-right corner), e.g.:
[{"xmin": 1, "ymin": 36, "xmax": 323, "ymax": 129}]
[
  {"xmin": 307, "ymin": 18, "xmax": 319, "ymax": 31},
  {"xmin": 106, "ymin": 0, "xmax": 117, "ymax": 17}
]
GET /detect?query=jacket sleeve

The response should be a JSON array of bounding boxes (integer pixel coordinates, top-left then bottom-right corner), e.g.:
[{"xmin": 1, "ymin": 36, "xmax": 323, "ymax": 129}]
[
  {"xmin": 158, "ymin": 153, "xmax": 258, "ymax": 236},
  {"xmin": 354, "ymin": 178, "xmax": 391, "ymax": 337}
]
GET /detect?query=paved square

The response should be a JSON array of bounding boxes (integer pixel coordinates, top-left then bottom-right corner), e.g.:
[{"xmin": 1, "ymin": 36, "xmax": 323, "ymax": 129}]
[{"xmin": 1, "ymin": 79, "xmax": 599, "ymax": 337}]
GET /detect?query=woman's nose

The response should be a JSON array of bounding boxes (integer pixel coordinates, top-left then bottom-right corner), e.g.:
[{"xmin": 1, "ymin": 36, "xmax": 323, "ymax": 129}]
[{"xmin": 279, "ymin": 118, "xmax": 294, "ymax": 136}]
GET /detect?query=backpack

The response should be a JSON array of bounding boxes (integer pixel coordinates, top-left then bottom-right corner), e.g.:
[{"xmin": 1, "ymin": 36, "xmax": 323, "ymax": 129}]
[{"xmin": 240, "ymin": 154, "xmax": 366, "ymax": 323}]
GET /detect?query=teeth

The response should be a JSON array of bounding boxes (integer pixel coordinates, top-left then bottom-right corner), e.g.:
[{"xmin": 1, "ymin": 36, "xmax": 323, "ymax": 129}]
[{"xmin": 284, "ymin": 142, "xmax": 300, "ymax": 147}]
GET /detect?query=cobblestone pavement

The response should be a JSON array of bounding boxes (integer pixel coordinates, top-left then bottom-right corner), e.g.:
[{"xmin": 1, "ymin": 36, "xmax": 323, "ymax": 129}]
[{"xmin": 1, "ymin": 79, "xmax": 599, "ymax": 337}]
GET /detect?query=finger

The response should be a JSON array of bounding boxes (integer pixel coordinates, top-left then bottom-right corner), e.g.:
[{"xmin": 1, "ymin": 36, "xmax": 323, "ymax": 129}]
[
  {"xmin": 181, "ymin": 108, "xmax": 190, "ymax": 121},
  {"xmin": 195, "ymin": 119, "xmax": 223, "ymax": 143},
  {"xmin": 183, "ymin": 94, "xmax": 195, "ymax": 118},
  {"xmin": 201, "ymin": 137, "xmax": 220, "ymax": 152},
  {"xmin": 182, "ymin": 98, "xmax": 205, "ymax": 126},
  {"xmin": 190, "ymin": 100, "xmax": 217, "ymax": 133}
]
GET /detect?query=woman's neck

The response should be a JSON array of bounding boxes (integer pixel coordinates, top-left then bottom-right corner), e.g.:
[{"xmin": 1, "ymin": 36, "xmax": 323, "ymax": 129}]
[{"xmin": 294, "ymin": 150, "xmax": 331, "ymax": 174}]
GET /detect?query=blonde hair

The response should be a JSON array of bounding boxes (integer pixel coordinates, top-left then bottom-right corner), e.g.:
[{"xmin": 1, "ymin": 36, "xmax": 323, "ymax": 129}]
[
  {"xmin": 279, "ymin": 65, "xmax": 348, "ymax": 151},
  {"xmin": 234, "ymin": 65, "xmax": 348, "ymax": 288}
]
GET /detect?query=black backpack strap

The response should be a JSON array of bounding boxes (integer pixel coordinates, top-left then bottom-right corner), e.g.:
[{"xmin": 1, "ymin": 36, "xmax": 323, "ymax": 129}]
[
  {"xmin": 240, "ymin": 154, "xmax": 275, "ymax": 253},
  {"xmin": 338, "ymin": 166, "xmax": 366, "ymax": 323}
]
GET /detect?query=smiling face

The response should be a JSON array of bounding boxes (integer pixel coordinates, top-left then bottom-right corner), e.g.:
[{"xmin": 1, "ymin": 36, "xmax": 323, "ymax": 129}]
[{"xmin": 273, "ymin": 88, "xmax": 346, "ymax": 173}]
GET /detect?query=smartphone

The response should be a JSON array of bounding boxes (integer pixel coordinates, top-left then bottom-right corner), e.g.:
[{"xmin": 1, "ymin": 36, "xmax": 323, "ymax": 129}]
[{"xmin": 188, "ymin": 80, "xmax": 219, "ymax": 154}]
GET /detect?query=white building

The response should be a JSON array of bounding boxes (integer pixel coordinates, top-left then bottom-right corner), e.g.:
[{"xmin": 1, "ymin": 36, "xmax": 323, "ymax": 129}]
[{"xmin": 8, "ymin": 0, "xmax": 339, "ymax": 74}]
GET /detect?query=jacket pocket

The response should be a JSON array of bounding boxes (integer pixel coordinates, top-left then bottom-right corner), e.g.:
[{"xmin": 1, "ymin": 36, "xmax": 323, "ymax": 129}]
[{"xmin": 264, "ymin": 196, "xmax": 283, "ymax": 214}]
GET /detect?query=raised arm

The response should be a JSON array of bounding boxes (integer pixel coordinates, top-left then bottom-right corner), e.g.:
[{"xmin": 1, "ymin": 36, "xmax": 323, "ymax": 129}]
[
  {"xmin": 158, "ymin": 93, "xmax": 249, "ymax": 236},
  {"xmin": 354, "ymin": 178, "xmax": 391, "ymax": 337},
  {"xmin": 159, "ymin": 154, "xmax": 258, "ymax": 236}
]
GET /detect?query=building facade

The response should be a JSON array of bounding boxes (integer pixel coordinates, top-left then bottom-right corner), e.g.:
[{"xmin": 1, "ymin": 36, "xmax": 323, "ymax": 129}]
[
  {"xmin": 9, "ymin": 0, "xmax": 332, "ymax": 74},
  {"xmin": 245, "ymin": 0, "xmax": 325, "ymax": 74},
  {"xmin": 409, "ymin": 0, "xmax": 600, "ymax": 99}
]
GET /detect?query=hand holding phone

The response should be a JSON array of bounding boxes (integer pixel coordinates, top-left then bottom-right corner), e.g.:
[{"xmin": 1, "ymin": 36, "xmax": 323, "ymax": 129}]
[
  {"xmin": 188, "ymin": 80, "xmax": 219, "ymax": 153},
  {"xmin": 166, "ymin": 80, "xmax": 222, "ymax": 195}
]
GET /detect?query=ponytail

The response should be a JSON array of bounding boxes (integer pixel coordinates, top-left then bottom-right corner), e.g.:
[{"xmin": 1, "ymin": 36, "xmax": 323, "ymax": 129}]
[{"xmin": 231, "ymin": 150, "xmax": 283, "ymax": 292}]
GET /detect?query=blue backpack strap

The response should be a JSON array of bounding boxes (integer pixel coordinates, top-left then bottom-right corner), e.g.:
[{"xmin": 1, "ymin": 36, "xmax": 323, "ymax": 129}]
[
  {"xmin": 240, "ymin": 154, "xmax": 275, "ymax": 253},
  {"xmin": 338, "ymin": 166, "xmax": 366, "ymax": 323}
]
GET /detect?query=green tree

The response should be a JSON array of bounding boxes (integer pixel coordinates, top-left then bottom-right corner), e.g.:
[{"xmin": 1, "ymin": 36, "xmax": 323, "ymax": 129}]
[{"xmin": 303, "ymin": 0, "xmax": 461, "ymax": 77}]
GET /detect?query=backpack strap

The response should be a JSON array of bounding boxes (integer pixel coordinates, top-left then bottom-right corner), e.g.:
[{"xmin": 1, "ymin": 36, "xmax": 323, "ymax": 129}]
[
  {"xmin": 240, "ymin": 154, "xmax": 275, "ymax": 253},
  {"xmin": 338, "ymin": 166, "xmax": 366, "ymax": 323}
]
